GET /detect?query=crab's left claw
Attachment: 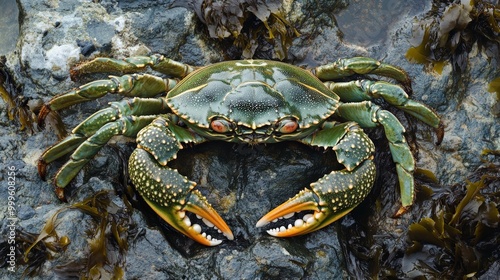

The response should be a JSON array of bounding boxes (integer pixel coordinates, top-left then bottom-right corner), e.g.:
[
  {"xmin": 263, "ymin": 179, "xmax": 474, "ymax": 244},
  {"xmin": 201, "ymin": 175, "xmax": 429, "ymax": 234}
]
[
  {"xmin": 130, "ymin": 148, "xmax": 234, "ymax": 246},
  {"xmin": 143, "ymin": 188, "xmax": 234, "ymax": 246},
  {"xmin": 256, "ymin": 159, "xmax": 376, "ymax": 237}
]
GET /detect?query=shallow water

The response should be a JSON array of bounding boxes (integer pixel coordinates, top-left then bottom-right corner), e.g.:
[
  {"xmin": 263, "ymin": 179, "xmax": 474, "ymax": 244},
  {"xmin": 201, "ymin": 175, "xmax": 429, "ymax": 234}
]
[{"xmin": 0, "ymin": 0, "xmax": 20, "ymax": 55}]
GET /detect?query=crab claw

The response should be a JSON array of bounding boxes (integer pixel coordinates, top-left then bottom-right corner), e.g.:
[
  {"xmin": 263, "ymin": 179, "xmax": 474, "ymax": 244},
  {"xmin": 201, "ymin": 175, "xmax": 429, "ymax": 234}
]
[
  {"xmin": 130, "ymin": 148, "xmax": 233, "ymax": 246},
  {"xmin": 257, "ymin": 160, "xmax": 376, "ymax": 237},
  {"xmin": 143, "ymin": 189, "xmax": 234, "ymax": 246},
  {"xmin": 256, "ymin": 188, "xmax": 351, "ymax": 237}
]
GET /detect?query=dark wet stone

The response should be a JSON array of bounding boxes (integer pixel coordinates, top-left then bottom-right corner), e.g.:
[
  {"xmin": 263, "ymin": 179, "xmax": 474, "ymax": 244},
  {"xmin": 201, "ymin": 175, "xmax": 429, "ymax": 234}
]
[
  {"xmin": 0, "ymin": 0, "xmax": 497, "ymax": 279},
  {"xmin": 17, "ymin": 205, "xmax": 35, "ymax": 221},
  {"xmin": 0, "ymin": 0, "xmax": 19, "ymax": 55},
  {"xmin": 77, "ymin": 40, "xmax": 97, "ymax": 57}
]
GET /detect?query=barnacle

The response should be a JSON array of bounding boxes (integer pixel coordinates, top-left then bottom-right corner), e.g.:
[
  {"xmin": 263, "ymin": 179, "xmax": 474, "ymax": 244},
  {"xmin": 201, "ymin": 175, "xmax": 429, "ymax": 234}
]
[
  {"xmin": 406, "ymin": 0, "xmax": 500, "ymax": 73},
  {"xmin": 172, "ymin": 0, "xmax": 299, "ymax": 60}
]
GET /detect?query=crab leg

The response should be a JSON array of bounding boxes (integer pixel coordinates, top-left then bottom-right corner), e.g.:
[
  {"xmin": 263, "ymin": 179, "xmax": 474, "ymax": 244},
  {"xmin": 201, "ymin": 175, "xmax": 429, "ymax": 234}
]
[
  {"xmin": 39, "ymin": 74, "xmax": 175, "ymax": 123},
  {"xmin": 335, "ymin": 101, "xmax": 417, "ymax": 207},
  {"xmin": 72, "ymin": 54, "xmax": 194, "ymax": 78},
  {"xmin": 313, "ymin": 57, "xmax": 410, "ymax": 84},
  {"xmin": 38, "ymin": 98, "xmax": 167, "ymax": 194},
  {"xmin": 129, "ymin": 116, "xmax": 233, "ymax": 246},
  {"xmin": 257, "ymin": 122, "xmax": 376, "ymax": 237},
  {"xmin": 52, "ymin": 116, "xmax": 155, "ymax": 189},
  {"xmin": 324, "ymin": 80, "xmax": 440, "ymax": 128}
]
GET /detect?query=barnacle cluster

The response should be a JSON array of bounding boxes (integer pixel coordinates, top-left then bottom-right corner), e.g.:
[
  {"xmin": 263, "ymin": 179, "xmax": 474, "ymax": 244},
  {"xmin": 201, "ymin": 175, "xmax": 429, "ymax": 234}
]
[
  {"xmin": 172, "ymin": 0, "xmax": 299, "ymax": 59},
  {"xmin": 406, "ymin": 0, "xmax": 500, "ymax": 73}
]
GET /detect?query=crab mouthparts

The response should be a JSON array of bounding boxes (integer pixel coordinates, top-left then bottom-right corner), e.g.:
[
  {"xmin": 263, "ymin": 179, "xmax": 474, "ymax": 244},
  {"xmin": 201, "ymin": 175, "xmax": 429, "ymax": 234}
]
[{"xmin": 237, "ymin": 132, "xmax": 270, "ymax": 144}]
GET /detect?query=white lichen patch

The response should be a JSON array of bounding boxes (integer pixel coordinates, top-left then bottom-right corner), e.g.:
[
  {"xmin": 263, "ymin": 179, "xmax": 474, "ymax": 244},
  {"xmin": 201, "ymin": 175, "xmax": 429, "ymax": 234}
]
[
  {"xmin": 110, "ymin": 15, "xmax": 126, "ymax": 32},
  {"xmin": 108, "ymin": 14, "xmax": 150, "ymax": 58},
  {"xmin": 45, "ymin": 44, "xmax": 80, "ymax": 73}
]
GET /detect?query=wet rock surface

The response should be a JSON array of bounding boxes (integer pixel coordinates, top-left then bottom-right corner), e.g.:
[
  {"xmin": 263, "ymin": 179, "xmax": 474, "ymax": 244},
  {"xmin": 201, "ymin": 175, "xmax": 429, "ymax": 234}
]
[{"xmin": 1, "ymin": 0, "xmax": 498, "ymax": 279}]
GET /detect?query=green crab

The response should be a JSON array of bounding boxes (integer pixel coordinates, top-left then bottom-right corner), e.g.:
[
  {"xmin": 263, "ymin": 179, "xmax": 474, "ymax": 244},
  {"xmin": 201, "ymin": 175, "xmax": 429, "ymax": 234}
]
[{"xmin": 38, "ymin": 56, "xmax": 440, "ymax": 246}]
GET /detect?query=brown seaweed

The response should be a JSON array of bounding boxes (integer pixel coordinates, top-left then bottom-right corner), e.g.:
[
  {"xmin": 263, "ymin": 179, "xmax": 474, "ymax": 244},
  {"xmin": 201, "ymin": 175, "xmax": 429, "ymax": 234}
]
[
  {"xmin": 0, "ymin": 57, "xmax": 37, "ymax": 133},
  {"xmin": 404, "ymin": 150, "xmax": 500, "ymax": 278},
  {"xmin": 406, "ymin": 0, "xmax": 500, "ymax": 73},
  {"xmin": 22, "ymin": 191, "xmax": 133, "ymax": 279},
  {"xmin": 171, "ymin": 0, "xmax": 299, "ymax": 60}
]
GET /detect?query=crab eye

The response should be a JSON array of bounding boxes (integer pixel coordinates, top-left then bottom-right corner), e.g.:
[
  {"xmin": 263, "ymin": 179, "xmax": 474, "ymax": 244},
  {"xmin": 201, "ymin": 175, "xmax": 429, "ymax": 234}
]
[
  {"xmin": 210, "ymin": 119, "xmax": 232, "ymax": 133},
  {"xmin": 277, "ymin": 118, "xmax": 299, "ymax": 134}
]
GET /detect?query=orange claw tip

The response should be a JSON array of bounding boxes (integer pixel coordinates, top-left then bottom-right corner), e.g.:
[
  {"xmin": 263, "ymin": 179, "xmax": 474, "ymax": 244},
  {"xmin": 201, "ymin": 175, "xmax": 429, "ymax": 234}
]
[
  {"xmin": 262, "ymin": 207, "xmax": 355, "ymax": 238},
  {"xmin": 256, "ymin": 188, "xmax": 359, "ymax": 238},
  {"xmin": 143, "ymin": 191, "xmax": 233, "ymax": 246},
  {"xmin": 167, "ymin": 208, "xmax": 233, "ymax": 246},
  {"xmin": 255, "ymin": 200, "xmax": 318, "ymax": 228},
  {"xmin": 255, "ymin": 189, "xmax": 319, "ymax": 228},
  {"xmin": 183, "ymin": 203, "xmax": 234, "ymax": 243},
  {"xmin": 393, "ymin": 205, "xmax": 409, "ymax": 218}
]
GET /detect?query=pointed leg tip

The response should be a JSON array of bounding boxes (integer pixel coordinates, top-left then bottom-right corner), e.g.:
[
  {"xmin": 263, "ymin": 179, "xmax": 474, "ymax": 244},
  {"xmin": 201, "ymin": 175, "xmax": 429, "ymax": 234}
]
[
  {"xmin": 37, "ymin": 158, "xmax": 47, "ymax": 179},
  {"xmin": 70, "ymin": 66, "xmax": 82, "ymax": 81},
  {"xmin": 37, "ymin": 105, "xmax": 51, "ymax": 127},
  {"xmin": 393, "ymin": 205, "xmax": 409, "ymax": 218},
  {"xmin": 435, "ymin": 121, "xmax": 445, "ymax": 145},
  {"xmin": 55, "ymin": 187, "xmax": 67, "ymax": 202}
]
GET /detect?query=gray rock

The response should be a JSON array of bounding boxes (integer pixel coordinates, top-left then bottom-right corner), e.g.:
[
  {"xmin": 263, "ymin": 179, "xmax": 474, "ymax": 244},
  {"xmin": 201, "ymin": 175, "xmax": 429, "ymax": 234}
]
[{"xmin": 0, "ymin": 0, "xmax": 497, "ymax": 279}]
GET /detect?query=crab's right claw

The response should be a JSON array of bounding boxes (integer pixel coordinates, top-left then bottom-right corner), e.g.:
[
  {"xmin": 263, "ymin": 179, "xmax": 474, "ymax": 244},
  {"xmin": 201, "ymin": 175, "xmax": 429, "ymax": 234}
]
[
  {"xmin": 256, "ymin": 160, "xmax": 376, "ymax": 237},
  {"xmin": 256, "ymin": 188, "xmax": 347, "ymax": 237}
]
